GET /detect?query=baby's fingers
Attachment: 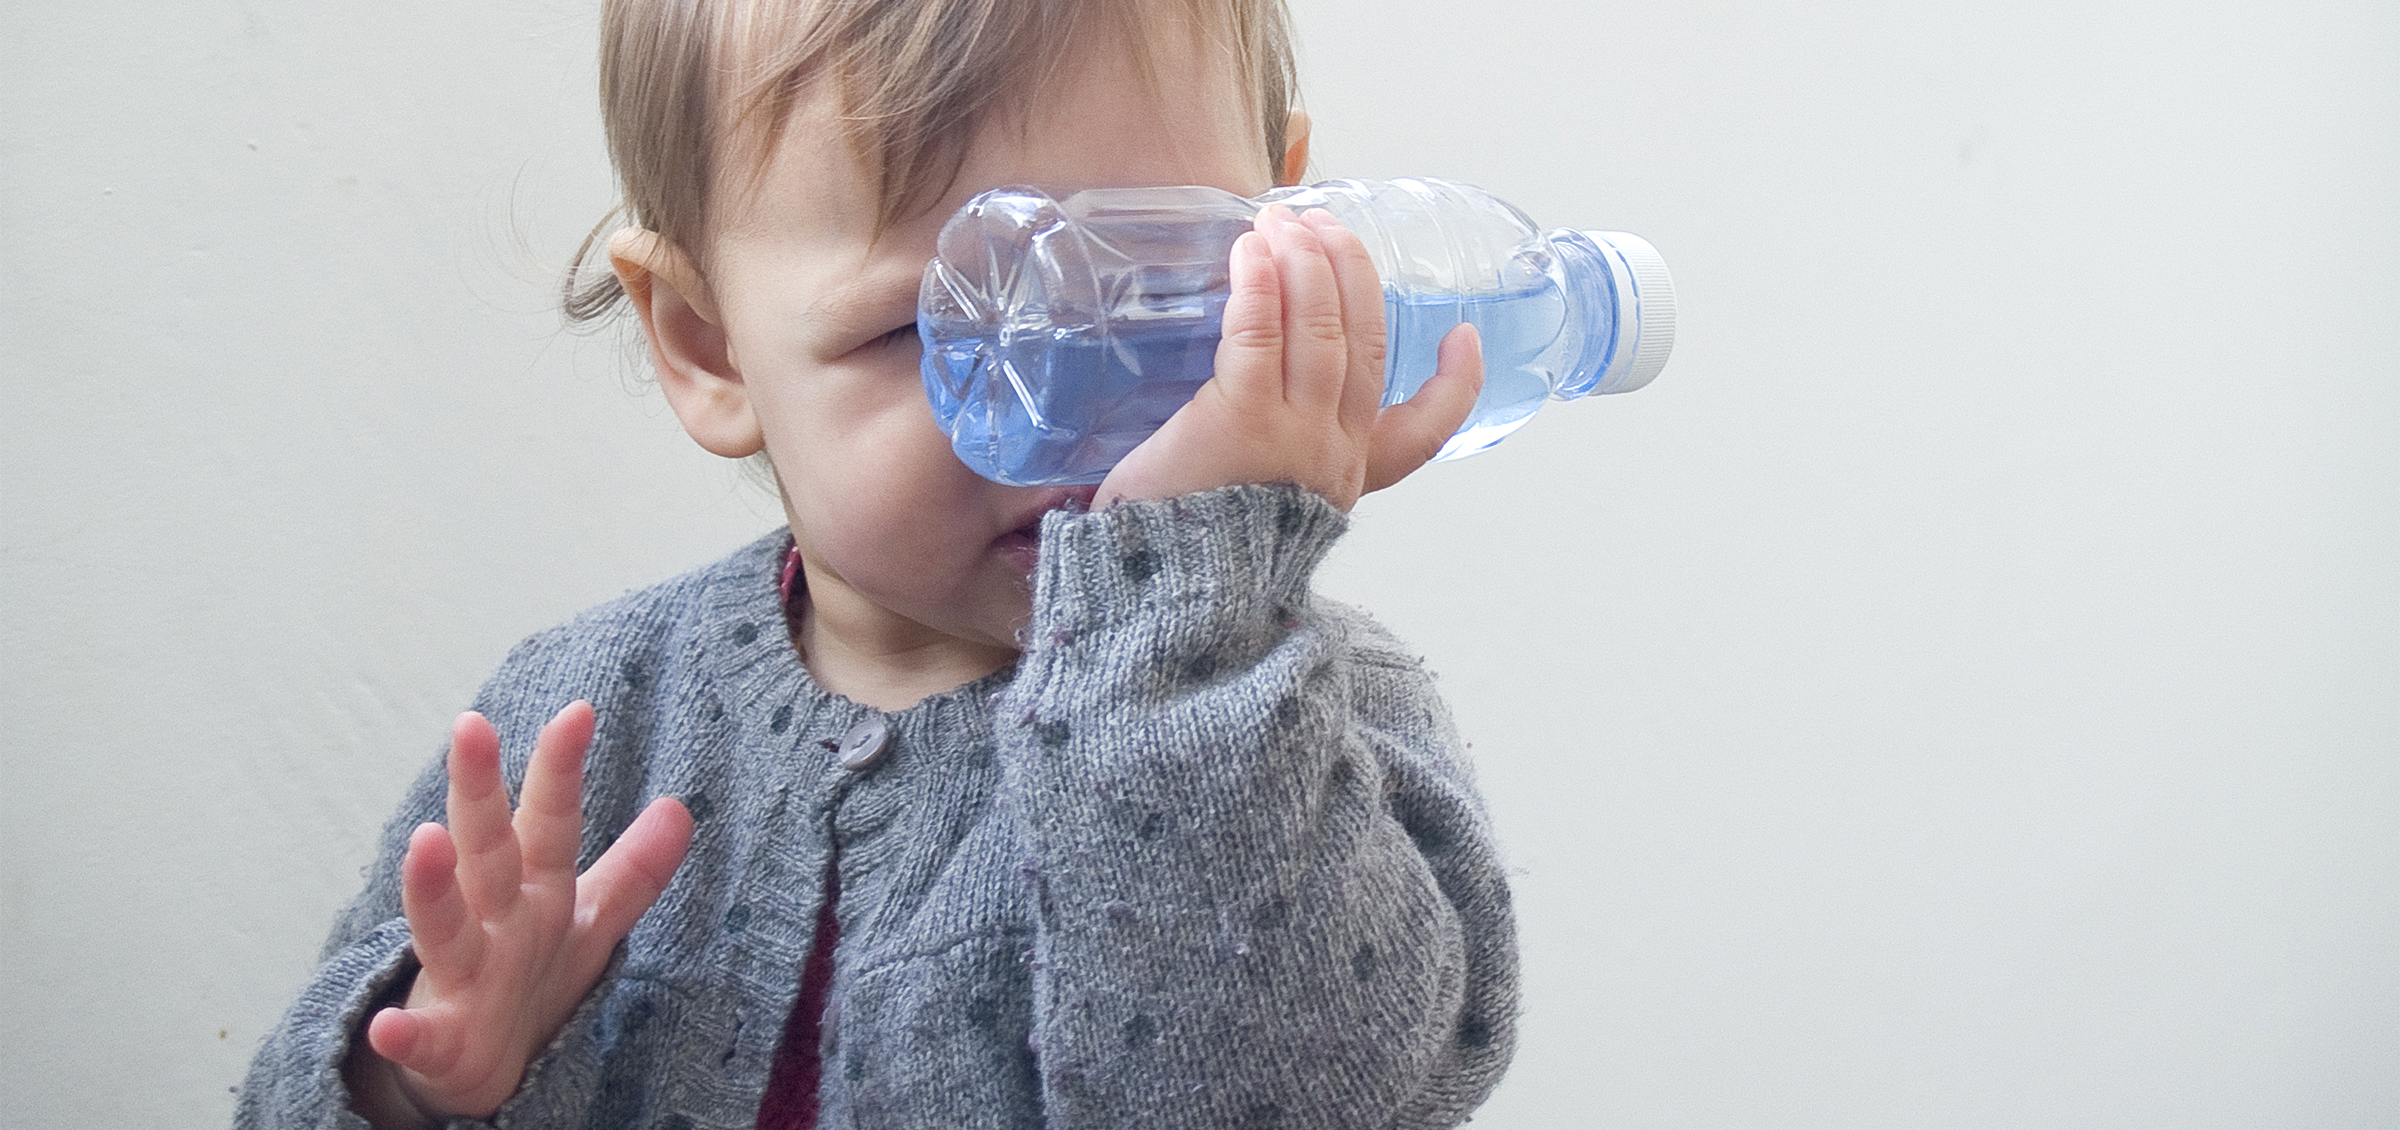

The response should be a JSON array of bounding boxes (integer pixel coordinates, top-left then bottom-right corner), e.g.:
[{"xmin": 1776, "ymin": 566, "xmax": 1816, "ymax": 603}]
[
  {"xmin": 364, "ymin": 1003, "xmax": 450, "ymax": 1079},
  {"xmin": 364, "ymin": 1003, "xmax": 496, "ymax": 1118},
  {"xmin": 443, "ymin": 712, "xmax": 523, "ymax": 916},
  {"xmin": 575, "ymin": 796, "xmax": 693, "ymax": 946},
  {"xmin": 1258, "ymin": 206, "xmax": 1347, "ymax": 410},
  {"xmin": 1211, "ymin": 228, "xmax": 1285, "ymax": 401},
  {"xmin": 1295, "ymin": 208, "xmax": 1389, "ymax": 431},
  {"xmin": 398, "ymin": 821, "xmax": 477, "ymax": 968},
  {"xmin": 514, "ymin": 701, "xmax": 596, "ymax": 886},
  {"xmin": 1365, "ymin": 323, "xmax": 1484, "ymax": 495}
]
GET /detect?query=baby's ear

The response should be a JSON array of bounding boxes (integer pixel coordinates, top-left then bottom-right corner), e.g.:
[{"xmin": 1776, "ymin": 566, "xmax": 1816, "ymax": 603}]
[
  {"xmin": 1278, "ymin": 109, "xmax": 1312, "ymax": 186},
  {"xmin": 610, "ymin": 229, "xmax": 764, "ymax": 459}
]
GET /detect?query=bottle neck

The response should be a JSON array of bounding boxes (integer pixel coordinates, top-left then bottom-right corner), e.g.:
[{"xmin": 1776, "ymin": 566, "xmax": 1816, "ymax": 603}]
[{"xmin": 1546, "ymin": 229, "xmax": 1638, "ymax": 400}]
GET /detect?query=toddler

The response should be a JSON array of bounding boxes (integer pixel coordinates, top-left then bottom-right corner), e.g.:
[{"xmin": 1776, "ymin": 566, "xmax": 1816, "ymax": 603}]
[{"xmin": 238, "ymin": 0, "xmax": 1517, "ymax": 1126}]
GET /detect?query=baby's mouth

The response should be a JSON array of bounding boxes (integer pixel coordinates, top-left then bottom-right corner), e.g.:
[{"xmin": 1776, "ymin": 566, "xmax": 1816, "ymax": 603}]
[
  {"xmin": 993, "ymin": 486, "xmax": 1098, "ymax": 566},
  {"xmin": 991, "ymin": 523, "xmax": 1044, "ymax": 572}
]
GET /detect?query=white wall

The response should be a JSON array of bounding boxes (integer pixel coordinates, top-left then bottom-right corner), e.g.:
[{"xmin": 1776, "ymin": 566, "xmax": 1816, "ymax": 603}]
[{"xmin": 3, "ymin": 1, "xmax": 2392, "ymax": 1126}]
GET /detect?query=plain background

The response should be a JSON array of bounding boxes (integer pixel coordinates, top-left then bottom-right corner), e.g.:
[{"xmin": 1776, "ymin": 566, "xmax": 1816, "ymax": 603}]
[{"xmin": 3, "ymin": 0, "xmax": 2394, "ymax": 1125}]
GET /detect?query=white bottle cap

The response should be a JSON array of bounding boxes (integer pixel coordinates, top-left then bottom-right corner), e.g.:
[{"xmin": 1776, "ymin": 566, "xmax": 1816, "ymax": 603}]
[{"xmin": 1581, "ymin": 230, "xmax": 1677, "ymax": 394}]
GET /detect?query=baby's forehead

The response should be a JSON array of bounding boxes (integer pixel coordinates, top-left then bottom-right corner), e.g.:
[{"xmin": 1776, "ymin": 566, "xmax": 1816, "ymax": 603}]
[{"xmin": 701, "ymin": 0, "xmax": 1268, "ymax": 238}]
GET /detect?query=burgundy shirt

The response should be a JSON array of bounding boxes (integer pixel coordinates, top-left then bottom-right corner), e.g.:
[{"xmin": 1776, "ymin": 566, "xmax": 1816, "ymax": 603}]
[{"xmin": 755, "ymin": 544, "xmax": 838, "ymax": 1130}]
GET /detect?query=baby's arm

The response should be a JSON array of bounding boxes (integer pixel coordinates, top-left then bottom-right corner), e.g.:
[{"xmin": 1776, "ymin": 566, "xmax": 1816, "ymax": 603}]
[
  {"xmin": 342, "ymin": 703, "xmax": 693, "ymax": 1127},
  {"xmin": 1008, "ymin": 209, "xmax": 1514, "ymax": 1127},
  {"xmin": 1005, "ymin": 487, "xmax": 1517, "ymax": 1128}
]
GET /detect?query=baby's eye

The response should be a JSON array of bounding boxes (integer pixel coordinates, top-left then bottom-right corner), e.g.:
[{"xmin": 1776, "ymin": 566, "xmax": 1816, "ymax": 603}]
[{"xmin": 875, "ymin": 323, "xmax": 922, "ymax": 351}]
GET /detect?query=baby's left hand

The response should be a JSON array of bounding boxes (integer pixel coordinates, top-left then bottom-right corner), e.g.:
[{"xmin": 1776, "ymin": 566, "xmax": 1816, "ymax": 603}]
[{"xmin": 1094, "ymin": 205, "xmax": 1484, "ymax": 512}]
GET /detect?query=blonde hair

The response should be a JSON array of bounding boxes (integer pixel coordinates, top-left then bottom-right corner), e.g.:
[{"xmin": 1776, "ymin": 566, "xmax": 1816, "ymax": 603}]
[{"xmin": 564, "ymin": 0, "xmax": 1299, "ymax": 323}]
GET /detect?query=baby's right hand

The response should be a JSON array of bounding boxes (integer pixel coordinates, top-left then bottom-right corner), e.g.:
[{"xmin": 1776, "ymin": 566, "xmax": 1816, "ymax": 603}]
[
  {"xmin": 345, "ymin": 703, "xmax": 693, "ymax": 1128},
  {"xmin": 1093, "ymin": 204, "xmax": 1484, "ymax": 513}
]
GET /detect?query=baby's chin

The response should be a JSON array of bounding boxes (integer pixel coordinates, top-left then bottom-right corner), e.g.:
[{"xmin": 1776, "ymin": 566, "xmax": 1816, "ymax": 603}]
[{"xmin": 948, "ymin": 579, "xmax": 1036, "ymax": 656}]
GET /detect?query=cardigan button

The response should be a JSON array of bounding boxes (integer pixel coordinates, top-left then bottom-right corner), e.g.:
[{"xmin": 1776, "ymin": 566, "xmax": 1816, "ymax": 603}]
[{"xmin": 836, "ymin": 713, "xmax": 892, "ymax": 771}]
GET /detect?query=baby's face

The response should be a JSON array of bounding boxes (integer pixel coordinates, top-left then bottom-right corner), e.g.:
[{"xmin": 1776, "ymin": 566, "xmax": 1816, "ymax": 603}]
[{"xmin": 702, "ymin": 33, "xmax": 1276, "ymax": 696}]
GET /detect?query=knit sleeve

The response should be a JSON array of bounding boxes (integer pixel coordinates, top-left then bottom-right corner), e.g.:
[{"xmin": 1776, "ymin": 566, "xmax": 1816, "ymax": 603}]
[{"xmin": 998, "ymin": 483, "xmax": 1519, "ymax": 1130}]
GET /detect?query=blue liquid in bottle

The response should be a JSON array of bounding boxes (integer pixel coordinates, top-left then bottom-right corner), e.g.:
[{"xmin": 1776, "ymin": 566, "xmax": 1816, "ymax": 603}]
[
  {"xmin": 1382, "ymin": 283, "xmax": 1571, "ymax": 460},
  {"xmin": 925, "ymin": 309, "xmax": 1227, "ymax": 488},
  {"xmin": 928, "ymin": 282, "xmax": 1576, "ymax": 480}
]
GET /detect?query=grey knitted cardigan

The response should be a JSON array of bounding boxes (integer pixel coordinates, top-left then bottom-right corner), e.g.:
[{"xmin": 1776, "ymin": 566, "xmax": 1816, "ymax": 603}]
[{"xmin": 236, "ymin": 484, "xmax": 1517, "ymax": 1130}]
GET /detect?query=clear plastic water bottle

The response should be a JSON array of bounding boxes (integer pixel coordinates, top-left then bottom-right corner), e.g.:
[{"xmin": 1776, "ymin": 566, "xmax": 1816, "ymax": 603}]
[{"xmin": 919, "ymin": 177, "xmax": 1676, "ymax": 487}]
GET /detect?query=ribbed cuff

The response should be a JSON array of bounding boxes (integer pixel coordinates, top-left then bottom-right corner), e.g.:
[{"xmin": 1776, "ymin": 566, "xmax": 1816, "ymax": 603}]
[{"xmin": 1030, "ymin": 483, "xmax": 1346, "ymax": 639}]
